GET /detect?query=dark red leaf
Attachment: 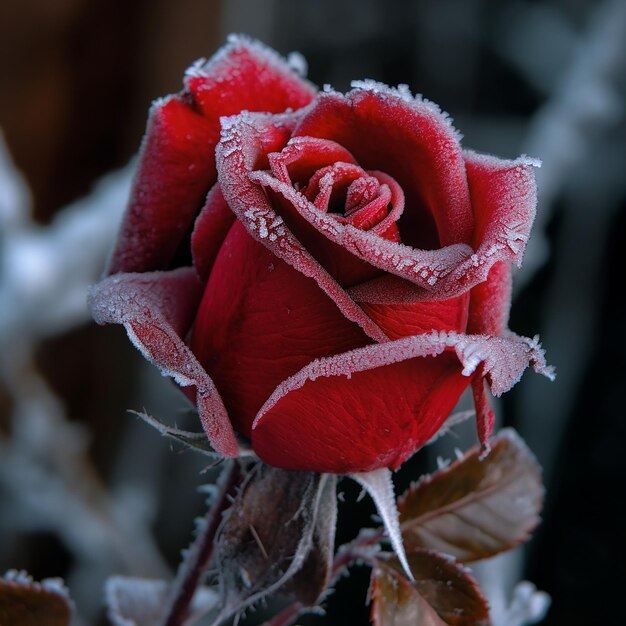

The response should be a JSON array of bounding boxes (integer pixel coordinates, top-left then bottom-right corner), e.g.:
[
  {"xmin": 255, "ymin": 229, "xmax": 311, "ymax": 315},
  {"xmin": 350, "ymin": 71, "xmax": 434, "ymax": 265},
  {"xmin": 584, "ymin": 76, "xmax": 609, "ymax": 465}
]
[
  {"xmin": 0, "ymin": 572, "xmax": 72, "ymax": 626},
  {"xmin": 398, "ymin": 428, "xmax": 543, "ymax": 562},
  {"xmin": 370, "ymin": 549, "xmax": 490, "ymax": 626}
]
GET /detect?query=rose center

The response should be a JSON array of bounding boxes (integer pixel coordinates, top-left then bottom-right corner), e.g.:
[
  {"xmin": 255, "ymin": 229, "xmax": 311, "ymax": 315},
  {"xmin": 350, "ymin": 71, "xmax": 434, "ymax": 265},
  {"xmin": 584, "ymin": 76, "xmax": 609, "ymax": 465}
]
[{"xmin": 266, "ymin": 136, "xmax": 404, "ymax": 242}]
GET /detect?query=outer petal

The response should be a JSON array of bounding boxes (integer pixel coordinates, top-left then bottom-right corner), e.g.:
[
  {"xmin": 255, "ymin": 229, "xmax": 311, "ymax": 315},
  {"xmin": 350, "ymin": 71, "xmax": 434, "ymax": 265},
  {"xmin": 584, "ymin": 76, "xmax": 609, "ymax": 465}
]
[
  {"xmin": 292, "ymin": 84, "xmax": 474, "ymax": 249},
  {"xmin": 88, "ymin": 268, "xmax": 238, "ymax": 457},
  {"xmin": 185, "ymin": 35, "xmax": 316, "ymax": 123},
  {"xmin": 190, "ymin": 221, "xmax": 371, "ymax": 437},
  {"xmin": 252, "ymin": 331, "xmax": 554, "ymax": 473},
  {"xmin": 216, "ymin": 111, "xmax": 389, "ymax": 343},
  {"xmin": 108, "ymin": 36, "xmax": 316, "ymax": 275},
  {"xmin": 107, "ymin": 97, "xmax": 216, "ymax": 274}
]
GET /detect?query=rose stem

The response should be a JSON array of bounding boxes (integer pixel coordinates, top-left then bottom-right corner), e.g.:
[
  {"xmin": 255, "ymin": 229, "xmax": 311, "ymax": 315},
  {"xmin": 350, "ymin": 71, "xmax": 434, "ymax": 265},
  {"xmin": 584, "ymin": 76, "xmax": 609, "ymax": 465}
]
[{"xmin": 159, "ymin": 459, "xmax": 241, "ymax": 626}]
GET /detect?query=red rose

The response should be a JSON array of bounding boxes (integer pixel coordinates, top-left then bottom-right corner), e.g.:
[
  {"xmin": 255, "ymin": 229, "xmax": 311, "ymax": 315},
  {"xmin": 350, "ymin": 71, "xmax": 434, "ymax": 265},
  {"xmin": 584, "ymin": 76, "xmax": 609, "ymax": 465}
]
[{"xmin": 90, "ymin": 36, "xmax": 553, "ymax": 474}]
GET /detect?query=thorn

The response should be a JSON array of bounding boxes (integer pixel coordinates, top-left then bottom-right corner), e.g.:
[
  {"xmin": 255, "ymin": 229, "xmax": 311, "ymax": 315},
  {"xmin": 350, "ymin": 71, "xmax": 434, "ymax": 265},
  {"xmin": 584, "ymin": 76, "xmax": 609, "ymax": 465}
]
[{"xmin": 248, "ymin": 524, "xmax": 269, "ymax": 560}]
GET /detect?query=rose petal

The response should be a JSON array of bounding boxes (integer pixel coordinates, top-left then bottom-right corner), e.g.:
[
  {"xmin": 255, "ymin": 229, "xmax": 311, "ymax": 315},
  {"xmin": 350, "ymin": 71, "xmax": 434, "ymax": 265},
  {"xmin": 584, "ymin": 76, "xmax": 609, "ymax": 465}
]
[
  {"xmin": 255, "ymin": 161, "xmax": 404, "ymax": 287},
  {"xmin": 216, "ymin": 111, "xmax": 389, "ymax": 342},
  {"xmin": 88, "ymin": 268, "xmax": 238, "ymax": 457},
  {"xmin": 358, "ymin": 294, "xmax": 470, "ymax": 341},
  {"xmin": 254, "ymin": 148, "xmax": 540, "ymax": 301},
  {"xmin": 250, "ymin": 169, "xmax": 474, "ymax": 292},
  {"xmin": 255, "ymin": 352, "xmax": 467, "ymax": 473},
  {"xmin": 191, "ymin": 184, "xmax": 236, "ymax": 281},
  {"xmin": 268, "ymin": 137, "xmax": 358, "ymax": 185},
  {"xmin": 348, "ymin": 276, "xmax": 469, "ymax": 340},
  {"xmin": 185, "ymin": 35, "xmax": 316, "ymax": 123},
  {"xmin": 293, "ymin": 83, "xmax": 474, "ymax": 249},
  {"xmin": 463, "ymin": 151, "xmax": 539, "ymax": 261},
  {"xmin": 108, "ymin": 96, "xmax": 217, "ymax": 274},
  {"xmin": 190, "ymin": 221, "xmax": 372, "ymax": 436},
  {"xmin": 467, "ymin": 260, "xmax": 512, "ymax": 336},
  {"xmin": 256, "ymin": 166, "xmax": 391, "ymax": 287},
  {"xmin": 108, "ymin": 37, "xmax": 316, "ymax": 275},
  {"xmin": 252, "ymin": 331, "xmax": 553, "ymax": 473}
]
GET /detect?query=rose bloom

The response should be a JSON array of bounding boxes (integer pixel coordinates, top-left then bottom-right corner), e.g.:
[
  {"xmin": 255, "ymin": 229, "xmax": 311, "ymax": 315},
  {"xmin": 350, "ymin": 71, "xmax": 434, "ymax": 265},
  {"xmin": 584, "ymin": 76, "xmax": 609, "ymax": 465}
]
[{"xmin": 90, "ymin": 36, "xmax": 553, "ymax": 474}]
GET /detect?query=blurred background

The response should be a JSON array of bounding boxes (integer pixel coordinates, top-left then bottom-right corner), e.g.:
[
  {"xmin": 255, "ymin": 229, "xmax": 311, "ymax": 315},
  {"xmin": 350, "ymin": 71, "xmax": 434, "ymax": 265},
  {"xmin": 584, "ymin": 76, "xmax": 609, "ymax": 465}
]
[{"xmin": 1, "ymin": 0, "xmax": 625, "ymax": 624}]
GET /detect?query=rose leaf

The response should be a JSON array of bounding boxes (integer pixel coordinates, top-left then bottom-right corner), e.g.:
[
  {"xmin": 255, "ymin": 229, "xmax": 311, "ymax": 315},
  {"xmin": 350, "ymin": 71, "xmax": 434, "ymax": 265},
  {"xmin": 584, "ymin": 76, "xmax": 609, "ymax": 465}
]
[
  {"xmin": 398, "ymin": 428, "xmax": 543, "ymax": 562},
  {"xmin": 0, "ymin": 571, "xmax": 73, "ymax": 626},
  {"xmin": 370, "ymin": 549, "xmax": 490, "ymax": 626}
]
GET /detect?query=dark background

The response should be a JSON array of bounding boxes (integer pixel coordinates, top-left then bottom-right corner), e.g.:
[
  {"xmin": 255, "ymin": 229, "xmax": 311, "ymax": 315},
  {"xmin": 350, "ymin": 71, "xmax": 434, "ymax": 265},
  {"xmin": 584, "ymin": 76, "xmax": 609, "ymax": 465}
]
[{"xmin": 1, "ymin": 1, "xmax": 625, "ymax": 624}]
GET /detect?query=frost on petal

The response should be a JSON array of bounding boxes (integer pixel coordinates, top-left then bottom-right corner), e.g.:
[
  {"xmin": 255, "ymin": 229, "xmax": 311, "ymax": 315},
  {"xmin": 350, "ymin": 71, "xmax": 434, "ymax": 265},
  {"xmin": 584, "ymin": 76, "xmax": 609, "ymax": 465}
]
[
  {"xmin": 107, "ymin": 96, "xmax": 216, "ymax": 275},
  {"xmin": 88, "ymin": 268, "xmax": 238, "ymax": 457},
  {"xmin": 250, "ymin": 170, "xmax": 475, "ymax": 295},
  {"xmin": 216, "ymin": 111, "xmax": 388, "ymax": 343},
  {"xmin": 185, "ymin": 34, "xmax": 316, "ymax": 122},
  {"xmin": 108, "ymin": 37, "xmax": 316, "ymax": 276},
  {"xmin": 463, "ymin": 150, "xmax": 539, "ymax": 269},
  {"xmin": 251, "ymin": 331, "xmax": 553, "ymax": 473},
  {"xmin": 292, "ymin": 86, "xmax": 474, "ymax": 249}
]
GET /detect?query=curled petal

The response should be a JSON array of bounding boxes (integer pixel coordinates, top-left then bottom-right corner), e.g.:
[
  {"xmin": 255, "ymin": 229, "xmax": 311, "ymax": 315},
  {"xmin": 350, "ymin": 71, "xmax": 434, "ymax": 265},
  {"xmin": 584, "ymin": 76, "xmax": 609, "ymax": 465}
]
[
  {"xmin": 253, "ymin": 170, "xmax": 474, "ymax": 292},
  {"xmin": 268, "ymin": 136, "xmax": 358, "ymax": 185},
  {"xmin": 252, "ymin": 331, "xmax": 553, "ymax": 473},
  {"xmin": 216, "ymin": 111, "xmax": 389, "ymax": 342},
  {"xmin": 88, "ymin": 268, "xmax": 239, "ymax": 457},
  {"xmin": 463, "ymin": 150, "xmax": 539, "ymax": 262}
]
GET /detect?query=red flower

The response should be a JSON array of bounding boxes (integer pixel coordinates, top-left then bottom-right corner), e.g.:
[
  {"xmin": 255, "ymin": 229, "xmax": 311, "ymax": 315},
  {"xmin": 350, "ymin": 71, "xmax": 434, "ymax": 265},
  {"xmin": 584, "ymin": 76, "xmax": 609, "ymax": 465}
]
[{"xmin": 89, "ymin": 36, "xmax": 553, "ymax": 474}]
